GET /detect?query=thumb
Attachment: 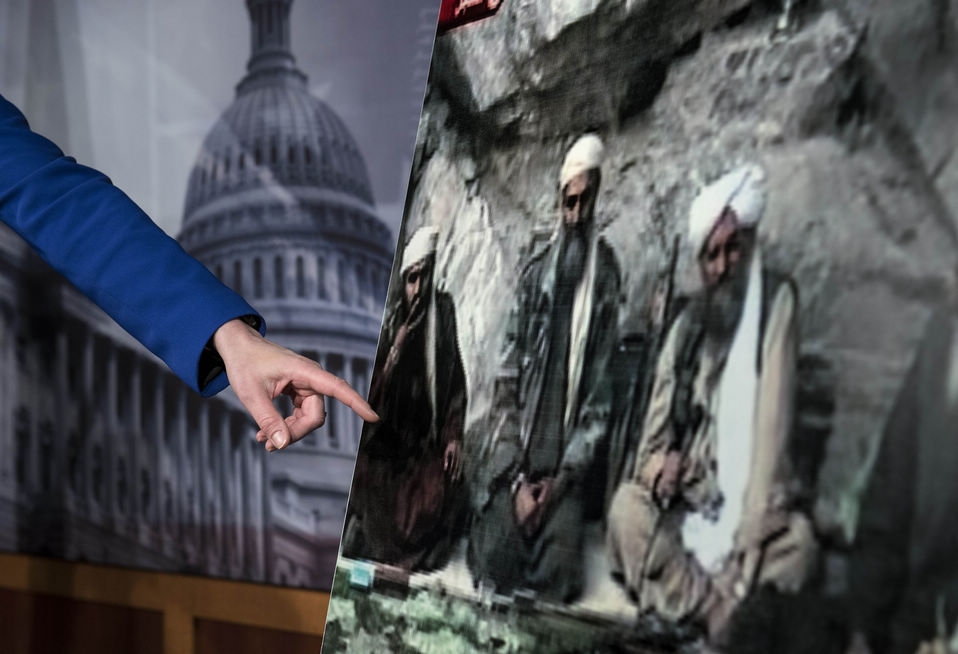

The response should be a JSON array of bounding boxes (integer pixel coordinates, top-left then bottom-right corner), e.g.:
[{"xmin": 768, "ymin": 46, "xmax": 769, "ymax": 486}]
[{"xmin": 236, "ymin": 385, "xmax": 290, "ymax": 450}]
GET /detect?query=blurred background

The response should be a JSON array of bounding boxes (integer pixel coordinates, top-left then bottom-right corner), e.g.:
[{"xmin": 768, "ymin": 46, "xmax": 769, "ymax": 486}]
[{"xmin": 0, "ymin": 0, "xmax": 438, "ymax": 593}]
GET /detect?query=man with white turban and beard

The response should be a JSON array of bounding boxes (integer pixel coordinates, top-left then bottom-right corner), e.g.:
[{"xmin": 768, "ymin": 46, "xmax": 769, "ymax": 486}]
[
  {"xmin": 342, "ymin": 225, "xmax": 468, "ymax": 571},
  {"xmin": 467, "ymin": 134, "xmax": 622, "ymax": 602},
  {"xmin": 606, "ymin": 164, "xmax": 818, "ymax": 646}
]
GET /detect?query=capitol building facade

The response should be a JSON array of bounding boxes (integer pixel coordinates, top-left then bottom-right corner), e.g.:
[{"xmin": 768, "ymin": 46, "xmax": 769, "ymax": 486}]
[{"xmin": 0, "ymin": 0, "xmax": 391, "ymax": 589}]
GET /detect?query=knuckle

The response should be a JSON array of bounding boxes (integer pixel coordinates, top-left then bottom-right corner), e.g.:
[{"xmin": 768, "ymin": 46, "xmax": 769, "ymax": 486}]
[{"xmin": 255, "ymin": 413, "xmax": 280, "ymax": 429}]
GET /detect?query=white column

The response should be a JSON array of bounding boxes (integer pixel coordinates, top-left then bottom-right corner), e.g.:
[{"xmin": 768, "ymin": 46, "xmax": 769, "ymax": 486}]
[
  {"xmin": 197, "ymin": 400, "xmax": 211, "ymax": 569},
  {"xmin": 344, "ymin": 258, "xmax": 355, "ymax": 306},
  {"xmin": 81, "ymin": 330, "xmax": 95, "ymax": 509},
  {"xmin": 230, "ymin": 413, "xmax": 244, "ymax": 573},
  {"xmin": 20, "ymin": 335, "xmax": 37, "ymax": 494},
  {"xmin": 50, "ymin": 329, "xmax": 69, "ymax": 496},
  {"xmin": 153, "ymin": 373, "xmax": 166, "ymax": 545},
  {"xmin": 286, "ymin": 252, "xmax": 296, "ymax": 299},
  {"xmin": 179, "ymin": 392, "xmax": 197, "ymax": 562},
  {"xmin": 363, "ymin": 266, "xmax": 373, "ymax": 306},
  {"xmin": 246, "ymin": 420, "xmax": 268, "ymax": 581},
  {"xmin": 174, "ymin": 386, "xmax": 187, "ymax": 545},
  {"xmin": 332, "ymin": 256, "xmax": 341, "ymax": 304},
  {"xmin": 317, "ymin": 253, "xmax": 328, "ymax": 300},
  {"xmin": 104, "ymin": 343, "xmax": 118, "ymax": 521},
  {"xmin": 139, "ymin": 366, "xmax": 159, "ymax": 544},
  {"xmin": 126, "ymin": 356, "xmax": 141, "ymax": 531},
  {"xmin": 219, "ymin": 411, "xmax": 232, "ymax": 569},
  {"xmin": 306, "ymin": 253, "xmax": 317, "ymax": 299},
  {"xmin": 232, "ymin": 414, "xmax": 245, "ymax": 574}
]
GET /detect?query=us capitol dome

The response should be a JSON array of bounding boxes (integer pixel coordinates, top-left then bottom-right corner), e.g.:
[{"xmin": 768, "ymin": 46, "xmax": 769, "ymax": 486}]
[
  {"xmin": 0, "ymin": 0, "xmax": 393, "ymax": 591},
  {"xmin": 178, "ymin": 0, "xmax": 394, "ymax": 586}
]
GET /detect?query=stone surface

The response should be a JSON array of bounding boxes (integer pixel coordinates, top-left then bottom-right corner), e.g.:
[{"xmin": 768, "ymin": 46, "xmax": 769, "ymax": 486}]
[
  {"xmin": 400, "ymin": 0, "xmax": 958, "ymax": 546},
  {"xmin": 836, "ymin": 0, "xmax": 958, "ymax": 223},
  {"xmin": 431, "ymin": 0, "xmax": 754, "ymax": 136}
]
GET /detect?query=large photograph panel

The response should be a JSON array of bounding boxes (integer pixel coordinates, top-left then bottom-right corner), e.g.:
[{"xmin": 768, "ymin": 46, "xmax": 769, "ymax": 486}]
[{"xmin": 327, "ymin": 1, "xmax": 958, "ymax": 652}]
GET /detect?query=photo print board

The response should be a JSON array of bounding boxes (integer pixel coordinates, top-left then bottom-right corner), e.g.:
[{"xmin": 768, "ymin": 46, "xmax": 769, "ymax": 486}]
[{"xmin": 326, "ymin": 1, "xmax": 958, "ymax": 652}]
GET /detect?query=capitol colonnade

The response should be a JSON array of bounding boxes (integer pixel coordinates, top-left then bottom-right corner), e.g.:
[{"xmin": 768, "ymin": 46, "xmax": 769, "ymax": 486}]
[{"xmin": 0, "ymin": 286, "xmax": 268, "ymax": 581}]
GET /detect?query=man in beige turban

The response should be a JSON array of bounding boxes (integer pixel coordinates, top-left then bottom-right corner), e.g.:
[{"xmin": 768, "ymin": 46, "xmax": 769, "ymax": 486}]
[
  {"xmin": 467, "ymin": 134, "xmax": 622, "ymax": 602},
  {"xmin": 606, "ymin": 164, "xmax": 818, "ymax": 645}
]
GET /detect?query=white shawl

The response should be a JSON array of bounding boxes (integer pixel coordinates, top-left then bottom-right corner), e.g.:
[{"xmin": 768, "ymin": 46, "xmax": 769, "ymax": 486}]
[{"xmin": 682, "ymin": 248, "xmax": 763, "ymax": 571}]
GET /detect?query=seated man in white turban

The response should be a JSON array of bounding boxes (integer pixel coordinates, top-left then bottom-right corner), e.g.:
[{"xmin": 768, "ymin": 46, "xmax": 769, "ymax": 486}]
[
  {"xmin": 343, "ymin": 226, "xmax": 468, "ymax": 571},
  {"xmin": 606, "ymin": 164, "xmax": 818, "ymax": 645},
  {"xmin": 467, "ymin": 134, "xmax": 622, "ymax": 602}
]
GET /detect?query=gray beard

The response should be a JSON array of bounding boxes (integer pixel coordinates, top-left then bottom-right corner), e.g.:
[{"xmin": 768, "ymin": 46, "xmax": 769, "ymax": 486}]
[{"xmin": 704, "ymin": 274, "xmax": 747, "ymax": 342}]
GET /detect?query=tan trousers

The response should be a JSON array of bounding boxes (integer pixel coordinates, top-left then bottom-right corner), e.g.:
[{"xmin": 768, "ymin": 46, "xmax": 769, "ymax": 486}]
[{"xmin": 606, "ymin": 481, "xmax": 817, "ymax": 627}]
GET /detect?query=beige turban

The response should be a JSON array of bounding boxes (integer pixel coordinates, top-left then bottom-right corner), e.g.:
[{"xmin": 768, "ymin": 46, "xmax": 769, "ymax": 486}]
[
  {"xmin": 560, "ymin": 134, "xmax": 604, "ymax": 190},
  {"xmin": 401, "ymin": 225, "xmax": 439, "ymax": 275},
  {"xmin": 688, "ymin": 163, "xmax": 767, "ymax": 256}
]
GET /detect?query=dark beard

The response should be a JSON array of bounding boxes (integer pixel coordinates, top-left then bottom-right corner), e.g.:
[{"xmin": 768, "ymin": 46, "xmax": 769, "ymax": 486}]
[
  {"xmin": 401, "ymin": 264, "xmax": 434, "ymax": 323},
  {"xmin": 704, "ymin": 266, "xmax": 749, "ymax": 341},
  {"xmin": 556, "ymin": 222, "xmax": 588, "ymax": 293}
]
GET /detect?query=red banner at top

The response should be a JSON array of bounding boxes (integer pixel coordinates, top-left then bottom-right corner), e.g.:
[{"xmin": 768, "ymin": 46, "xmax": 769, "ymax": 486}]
[{"xmin": 437, "ymin": 0, "xmax": 504, "ymax": 34}]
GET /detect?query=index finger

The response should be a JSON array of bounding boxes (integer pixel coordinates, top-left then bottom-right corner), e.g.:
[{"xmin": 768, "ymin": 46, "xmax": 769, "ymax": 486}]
[{"xmin": 302, "ymin": 363, "xmax": 379, "ymax": 423}]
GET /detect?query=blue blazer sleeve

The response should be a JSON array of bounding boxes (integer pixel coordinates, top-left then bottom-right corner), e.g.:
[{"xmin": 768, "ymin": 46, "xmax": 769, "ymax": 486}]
[{"xmin": 0, "ymin": 94, "xmax": 264, "ymax": 397}]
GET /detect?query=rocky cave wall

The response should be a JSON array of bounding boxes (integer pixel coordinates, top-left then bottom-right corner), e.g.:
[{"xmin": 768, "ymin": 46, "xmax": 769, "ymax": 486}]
[{"xmin": 396, "ymin": 0, "xmax": 958, "ymax": 544}]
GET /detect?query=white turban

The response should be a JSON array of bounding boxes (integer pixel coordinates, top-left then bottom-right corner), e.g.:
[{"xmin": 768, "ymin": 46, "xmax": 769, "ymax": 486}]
[
  {"xmin": 401, "ymin": 225, "xmax": 439, "ymax": 275},
  {"xmin": 560, "ymin": 134, "xmax": 604, "ymax": 190},
  {"xmin": 688, "ymin": 163, "xmax": 767, "ymax": 256}
]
